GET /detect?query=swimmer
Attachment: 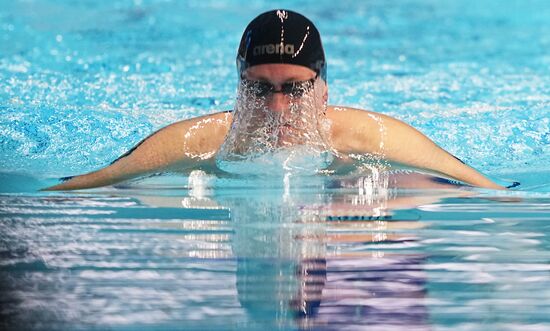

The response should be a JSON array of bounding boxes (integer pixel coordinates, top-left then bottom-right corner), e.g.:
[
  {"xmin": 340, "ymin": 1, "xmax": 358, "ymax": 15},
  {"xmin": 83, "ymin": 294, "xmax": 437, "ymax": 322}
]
[{"xmin": 45, "ymin": 10, "xmax": 505, "ymax": 191}]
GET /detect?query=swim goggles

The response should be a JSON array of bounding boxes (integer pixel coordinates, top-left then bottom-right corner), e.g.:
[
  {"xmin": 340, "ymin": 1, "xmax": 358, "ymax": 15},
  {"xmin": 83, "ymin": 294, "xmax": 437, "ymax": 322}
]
[{"xmin": 240, "ymin": 75, "xmax": 317, "ymax": 98}]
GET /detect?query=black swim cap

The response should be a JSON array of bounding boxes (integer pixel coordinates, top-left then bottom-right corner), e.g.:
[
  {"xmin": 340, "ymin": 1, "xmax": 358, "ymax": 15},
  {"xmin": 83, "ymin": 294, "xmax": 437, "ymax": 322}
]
[{"xmin": 237, "ymin": 10, "xmax": 327, "ymax": 81}]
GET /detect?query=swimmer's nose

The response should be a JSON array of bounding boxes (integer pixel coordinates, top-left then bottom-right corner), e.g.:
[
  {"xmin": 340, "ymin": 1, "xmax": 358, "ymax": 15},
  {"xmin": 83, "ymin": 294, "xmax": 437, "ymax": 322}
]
[{"xmin": 267, "ymin": 92, "xmax": 290, "ymax": 113}]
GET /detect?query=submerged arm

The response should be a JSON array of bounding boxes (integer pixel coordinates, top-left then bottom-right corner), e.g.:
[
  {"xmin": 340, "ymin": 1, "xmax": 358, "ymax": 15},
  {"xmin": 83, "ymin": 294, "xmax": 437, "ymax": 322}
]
[
  {"xmin": 44, "ymin": 112, "xmax": 231, "ymax": 191},
  {"xmin": 329, "ymin": 107, "xmax": 504, "ymax": 190}
]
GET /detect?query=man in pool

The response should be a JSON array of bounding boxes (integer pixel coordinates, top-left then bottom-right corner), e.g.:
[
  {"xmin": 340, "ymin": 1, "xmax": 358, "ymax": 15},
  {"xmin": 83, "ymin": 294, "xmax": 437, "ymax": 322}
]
[{"xmin": 45, "ymin": 9, "xmax": 504, "ymax": 191}]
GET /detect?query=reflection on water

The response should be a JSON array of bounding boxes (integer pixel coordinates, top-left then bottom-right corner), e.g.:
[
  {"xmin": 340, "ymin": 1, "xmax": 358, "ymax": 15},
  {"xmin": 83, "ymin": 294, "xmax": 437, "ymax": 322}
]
[
  {"xmin": 224, "ymin": 173, "xmax": 432, "ymax": 330},
  {"xmin": 1, "ymin": 173, "xmax": 550, "ymax": 330}
]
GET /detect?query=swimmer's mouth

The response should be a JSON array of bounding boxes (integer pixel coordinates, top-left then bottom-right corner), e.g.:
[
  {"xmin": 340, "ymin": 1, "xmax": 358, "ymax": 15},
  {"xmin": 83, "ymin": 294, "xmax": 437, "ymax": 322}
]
[
  {"xmin": 278, "ymin": 123, "xmax": 296, "ymax": 134},
  {"xmin": 275, "ymin": 124, "xmax": 305, "ymax": 146}
]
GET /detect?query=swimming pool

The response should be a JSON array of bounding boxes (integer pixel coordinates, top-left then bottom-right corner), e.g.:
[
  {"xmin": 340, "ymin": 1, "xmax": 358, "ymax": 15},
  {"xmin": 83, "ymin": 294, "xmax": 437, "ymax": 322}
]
[{"xmin": 1, "ymin": 0, "xmax": 549, "ymax": 330}]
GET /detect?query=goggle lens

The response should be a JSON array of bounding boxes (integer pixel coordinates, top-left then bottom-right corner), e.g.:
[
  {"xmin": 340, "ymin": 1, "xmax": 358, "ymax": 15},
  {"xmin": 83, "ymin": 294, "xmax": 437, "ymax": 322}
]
[{"xmin": 242, "ymin": 76, "xmax": 317, "ymax": 98}]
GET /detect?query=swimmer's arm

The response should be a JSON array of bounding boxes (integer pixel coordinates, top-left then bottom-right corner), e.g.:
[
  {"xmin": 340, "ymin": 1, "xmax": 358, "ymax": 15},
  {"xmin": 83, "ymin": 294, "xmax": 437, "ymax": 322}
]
[
  {"xmin": 43, "ymin": 112, "xmax": 231, "ymax": 191},
  {"xmin": 330, "ymin": 107, "xmax": 504, "ymax": 190}
]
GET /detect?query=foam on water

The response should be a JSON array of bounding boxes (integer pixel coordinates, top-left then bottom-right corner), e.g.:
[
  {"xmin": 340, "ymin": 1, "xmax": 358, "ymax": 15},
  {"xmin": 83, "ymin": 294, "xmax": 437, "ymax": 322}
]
[{"xmin": 216, "ymin": 76, "xmax": 334, "ymax": 175}]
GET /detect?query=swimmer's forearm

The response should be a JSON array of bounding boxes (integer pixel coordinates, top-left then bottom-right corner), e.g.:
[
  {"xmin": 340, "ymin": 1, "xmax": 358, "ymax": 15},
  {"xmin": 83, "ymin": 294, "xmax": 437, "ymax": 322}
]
[
  {"xmin": 43, "ymin": 112, "xmax": 231, "ymax": 191},
  {"xmin": 43, "ymin": 167, "xmax": 129, "ymax": 191},
  {"xmin": 362, "ymin": 112, "xmax": 505, "ymax": 189},
  {"xmin": 348, "ymin": 110, "xmax": 504, "ymax": 189},
  {"xmin": 44, "ymin": 131, "xmax": 186, "ymax": 190},
  {"xmin": 384, "ymin": 149, "xmax": 503, "ymax": 189},
  {"xmin": 44, "ymin": 148, "xmax": 202, "ymax": 191},
  {"xmin": 421, "ymin": 151, "xmax": 504, "ymax": 190},
  {"xmin": 44, "ymin": 146, "xmax": 177, "ymax": 191}
]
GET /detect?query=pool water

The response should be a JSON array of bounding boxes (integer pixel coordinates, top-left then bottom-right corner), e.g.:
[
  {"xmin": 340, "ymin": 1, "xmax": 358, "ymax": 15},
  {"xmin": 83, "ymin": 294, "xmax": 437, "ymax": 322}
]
[{"xmin": 1, "ymin": 0, "xmax": 550, "ymax": 330}]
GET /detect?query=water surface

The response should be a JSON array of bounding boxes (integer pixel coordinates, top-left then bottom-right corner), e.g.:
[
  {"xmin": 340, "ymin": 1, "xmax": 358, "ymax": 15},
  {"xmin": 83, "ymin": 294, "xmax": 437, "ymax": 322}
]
[{"xmin": 1, "ymin": 0, "xmax": 550, "ymax": 330}]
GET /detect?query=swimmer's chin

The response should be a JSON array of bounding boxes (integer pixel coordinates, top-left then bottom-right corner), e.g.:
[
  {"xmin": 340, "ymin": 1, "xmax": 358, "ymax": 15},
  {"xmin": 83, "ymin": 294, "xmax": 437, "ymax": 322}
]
[
  {"xmin": 274, "ymin": 126, "xmax": 311, "ymax": 145},
  {"xmin": 276, "ymin": 137, "xmax": 301, "ymax": 147}
]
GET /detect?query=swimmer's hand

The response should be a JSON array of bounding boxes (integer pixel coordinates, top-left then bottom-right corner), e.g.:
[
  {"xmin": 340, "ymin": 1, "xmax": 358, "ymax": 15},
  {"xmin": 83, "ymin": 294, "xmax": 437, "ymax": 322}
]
[{"xmin": 43, "ymin": 112, "xmax": 231, "ymax": 191}]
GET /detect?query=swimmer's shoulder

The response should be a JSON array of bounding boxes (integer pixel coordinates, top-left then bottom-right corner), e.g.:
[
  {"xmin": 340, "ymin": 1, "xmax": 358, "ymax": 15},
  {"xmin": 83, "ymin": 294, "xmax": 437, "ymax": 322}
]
[
  {"xmin": 326, "ymin": 105, "xmax": 393, "ymax": 122},
  {"xmin": 327, "ymin": 105, "xmax": 416, "ymax": 135},
  {"xmin": 326, "ymin": 105, "xmax": 390, "ymax": 152},
  {"xmin": 128, "ymin": 110, "xmax": 233, "ymax": 164},
  {"xmin": 169, "ymin": 110, "xmax": 233, "ymax": 130}
]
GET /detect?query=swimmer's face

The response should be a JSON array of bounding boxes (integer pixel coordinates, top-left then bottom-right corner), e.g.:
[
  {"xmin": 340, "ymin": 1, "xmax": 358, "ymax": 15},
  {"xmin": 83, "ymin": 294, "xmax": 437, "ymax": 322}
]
[
  {"xmin": 217, "ymin": 63, "xmax": 332, "ymax": 163},
  {"xmin": 240, "ymin": 64, "xmax": 328, "ymax": 145},
  {"xmin": 243, "ymin": 64, "xmax": 327, "ymax": 114}
]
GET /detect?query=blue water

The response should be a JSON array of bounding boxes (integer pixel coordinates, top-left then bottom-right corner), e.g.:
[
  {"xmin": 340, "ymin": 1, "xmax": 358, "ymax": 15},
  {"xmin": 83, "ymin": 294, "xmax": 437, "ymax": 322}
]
[{"xmin": 1, "ymin": 0, "xmax": 550, "ymax": 330}]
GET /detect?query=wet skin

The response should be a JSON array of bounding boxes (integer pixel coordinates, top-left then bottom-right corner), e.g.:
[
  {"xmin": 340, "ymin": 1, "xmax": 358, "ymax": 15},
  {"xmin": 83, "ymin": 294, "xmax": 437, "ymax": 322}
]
[
  {"xmin": 45, "ymin": 64, "xmax": 504, "ymax": 191},
  {"xmin": 241, "ymin": 64, "xmax": 326, "ymax": 146}
]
